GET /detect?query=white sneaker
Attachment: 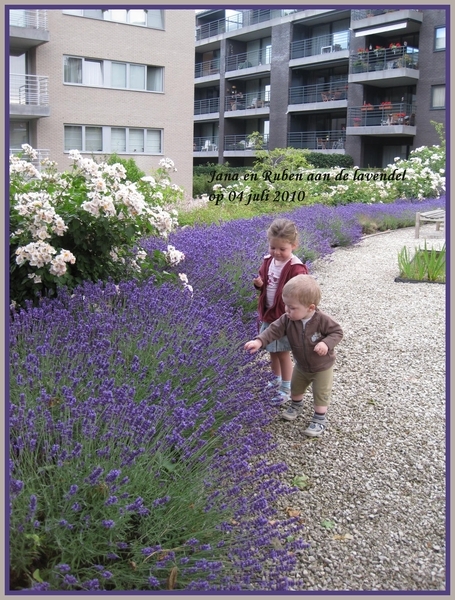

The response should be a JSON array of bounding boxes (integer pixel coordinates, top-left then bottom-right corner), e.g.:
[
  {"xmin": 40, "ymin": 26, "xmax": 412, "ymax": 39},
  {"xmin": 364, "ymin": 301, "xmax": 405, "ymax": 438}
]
[{"xmin": 303, "ymin": 418, "xmax": 327, "ymax": 437}]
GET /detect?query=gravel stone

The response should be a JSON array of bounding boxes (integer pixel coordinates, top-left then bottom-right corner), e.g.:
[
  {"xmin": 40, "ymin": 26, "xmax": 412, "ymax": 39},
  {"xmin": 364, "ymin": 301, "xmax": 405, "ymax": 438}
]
[{"xmin": 266, "ymin": 225, "xmax": 446, "ymax": 591}]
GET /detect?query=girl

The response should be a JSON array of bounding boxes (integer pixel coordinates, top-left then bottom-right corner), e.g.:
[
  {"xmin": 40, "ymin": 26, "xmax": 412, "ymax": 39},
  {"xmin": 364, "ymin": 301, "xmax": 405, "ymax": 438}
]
[{"xmin": 253, "ymin": 218, "xmax": 308, "ymax": 400}]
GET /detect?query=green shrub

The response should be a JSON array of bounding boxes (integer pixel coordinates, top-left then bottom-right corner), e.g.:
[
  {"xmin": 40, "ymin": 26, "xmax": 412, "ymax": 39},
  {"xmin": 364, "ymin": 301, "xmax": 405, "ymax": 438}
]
[
  {"xmin": 9, "ymin": 147, "xmax": 187, "ymax": 306},
  {"xmin": 106, "ymin": 154, "xmax": 146, "ymax": 182},
  {"xmin": 305, "ymin": 152, "xmax": 354, "ymax": 169}
]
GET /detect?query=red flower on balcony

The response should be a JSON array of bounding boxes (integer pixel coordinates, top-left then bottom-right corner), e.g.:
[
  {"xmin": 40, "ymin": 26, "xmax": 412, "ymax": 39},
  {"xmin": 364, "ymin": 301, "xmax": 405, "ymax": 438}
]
[
  {"xmin": 361, "ymin": 102, "xmax": 374, "ymax": 111},
  {"xmin": 389, "ymin": 42, "xmax": 401, "ymax": 50}
]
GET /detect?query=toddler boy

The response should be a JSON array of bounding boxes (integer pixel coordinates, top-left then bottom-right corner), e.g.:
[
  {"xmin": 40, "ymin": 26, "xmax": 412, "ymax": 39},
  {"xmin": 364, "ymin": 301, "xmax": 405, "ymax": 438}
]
[{"xmin": 245, "ymin": 274, "xmax": 343, "ymax": 436}]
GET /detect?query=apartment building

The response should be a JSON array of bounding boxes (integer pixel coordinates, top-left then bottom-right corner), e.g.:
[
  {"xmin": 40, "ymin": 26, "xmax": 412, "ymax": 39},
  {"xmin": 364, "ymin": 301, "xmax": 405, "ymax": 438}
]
[
  {"xmin": 8, "ymin": 8, "xmax": 194, "ymax": 194},
  {"xmin": 194, "ymin": 8, "xmax": 447, "ymax": 168}
]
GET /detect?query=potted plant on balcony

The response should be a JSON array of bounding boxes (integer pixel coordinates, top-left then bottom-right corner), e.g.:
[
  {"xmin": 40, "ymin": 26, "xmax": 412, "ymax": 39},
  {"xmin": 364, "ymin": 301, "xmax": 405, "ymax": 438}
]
[
  {"xmin": 389, "ymin": 42, "xmax": 401, "ymax": 54},
  {"xmin": 373, "ymin": 46, "xmax": 386, "ymax": 70},
  {"xmin": 353, "ymin": 50, "xmax": 368, "ymax": 73},
  {"xmin": 398, "ymin": 53, "xmax": 414, "ymax": 68},
  {"xmin": 361, "ymin": 102, "xmax": 373, "ymax": 111},
  {"xmin": 353, "ymin": 117, "xmax": 362, "ymax": 127}
]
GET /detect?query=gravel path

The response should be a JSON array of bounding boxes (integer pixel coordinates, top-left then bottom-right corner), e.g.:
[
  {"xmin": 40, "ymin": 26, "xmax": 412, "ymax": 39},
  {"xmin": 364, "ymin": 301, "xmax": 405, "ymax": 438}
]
[{"xmin": 266, "ymin": 225, "xmax": 446, "ymax": 592}]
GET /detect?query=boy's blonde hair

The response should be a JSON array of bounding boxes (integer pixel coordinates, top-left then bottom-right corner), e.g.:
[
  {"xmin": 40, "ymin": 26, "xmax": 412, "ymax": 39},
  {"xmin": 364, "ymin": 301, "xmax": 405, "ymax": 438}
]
[
  {"xmin": 282, "ymin": 274, "xmax": 321, "ymax": 307},
  {"xmin": 267, "ymin": 218, "xmax": 298, "ymax": 245}
]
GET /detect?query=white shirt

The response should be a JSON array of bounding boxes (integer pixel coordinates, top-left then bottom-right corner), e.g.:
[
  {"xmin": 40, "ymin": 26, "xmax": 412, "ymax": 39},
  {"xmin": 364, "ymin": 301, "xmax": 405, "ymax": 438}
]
[{"xmin": 266, "ymin": 258, "xmax": 289, "ymax": 308}]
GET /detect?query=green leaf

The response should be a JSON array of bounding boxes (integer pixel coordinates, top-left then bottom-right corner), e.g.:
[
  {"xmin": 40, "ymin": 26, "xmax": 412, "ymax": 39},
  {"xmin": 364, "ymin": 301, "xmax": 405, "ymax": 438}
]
[
  {"xmin": 321, "ymin": 519, "xmax": 335, "ymax": 530},
  {"xmin": 292, "ymin": 474, "xmax": 310, "ymax": 490},
  {"xmin": 32, "ymin": 569, "xmax": 43, "ymax": 583}
]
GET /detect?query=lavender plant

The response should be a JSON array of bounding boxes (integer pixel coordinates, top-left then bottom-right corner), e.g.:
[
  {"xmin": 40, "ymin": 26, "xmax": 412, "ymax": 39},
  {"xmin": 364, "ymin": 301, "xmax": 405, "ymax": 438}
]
[
  {"xmin": 10, "ymin": 196, "xmax": 445, "ymax": 590},
  {"xmin": 9, "ymin": 279, "xmax": 305, "ymax": 591}
]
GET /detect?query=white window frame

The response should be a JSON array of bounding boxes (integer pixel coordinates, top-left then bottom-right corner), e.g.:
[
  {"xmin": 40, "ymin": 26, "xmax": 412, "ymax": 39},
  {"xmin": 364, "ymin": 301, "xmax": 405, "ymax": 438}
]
[
  {"xmin": 64, "ymin": 125, "xmax": 163, "ymax": 155},
  {"xmin": 63, "ymin": 56, "xmax": 164, "ymax": 92}
]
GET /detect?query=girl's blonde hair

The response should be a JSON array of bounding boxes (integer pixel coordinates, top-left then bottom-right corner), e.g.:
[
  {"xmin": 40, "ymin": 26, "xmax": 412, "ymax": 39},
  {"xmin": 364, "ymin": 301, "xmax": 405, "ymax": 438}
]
[
  {"xmin": 282, "ymin": 275, "xmax": 321, "ymax": 307},
  {"xmin": 267, "ymin": 218, "xmax": 298, "ymax": 245}
]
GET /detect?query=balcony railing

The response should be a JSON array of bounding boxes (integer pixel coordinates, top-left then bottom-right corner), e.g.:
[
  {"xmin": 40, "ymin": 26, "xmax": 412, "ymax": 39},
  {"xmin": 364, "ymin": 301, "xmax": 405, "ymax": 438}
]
[
  {"xmin": 289, "ymin": 80, "xmax": 348, "ymax": 105},
  {"xmin": 224, "ymin": 134, "xmax": 269, "ymax": 151},
  {"xmin": 350, "ymin": 47, "xmax": 419, "ymax": 73},
  {"xmin": 195, "ymin": 58, "xmax": 220, "ymax": 78},
  {"xmin": 9, "ymin": 9, "xmax": 48, "ymax": 30},
  {"xmin": 288, "ymin": 130, "xmax": 346, "ymax": 151},
  {"xmin": 226, "ymin": 47, "xmax": 271, "ymax": 71},
  {"xmin": 243, "ymin": 8, "xmax": 299, "ymax": 26},
  {"xmin": 348, "ymin": 103, "xmax": 416, "ymax": 127},
  {"xmin": 194, "ymin": 98, "xmax": 220, "ymax": 115},
  {"xmin": 10, "ymin": 148, "xmax": 51, "ymax": 170},
  {"xmin": 290, "ymin": 30, "xmax": 350, "ymax": 60},
  {"xmin": 196, "ymin": 9, "xmax": 300, "ymax": 40},
  {"xmin": 194, "ymin": 136, "xmax": 219, "ymax": 152},
  {"xmin": 10, "ymin": 74, "xmax": 49, "ymax": 106},
  {"xmin": 196, "ymin": 16, "xmax": 242, "ymax": 40},
  {"xmin": 225, "ymin": 91, "xmax": 270, "ymax": 111}
]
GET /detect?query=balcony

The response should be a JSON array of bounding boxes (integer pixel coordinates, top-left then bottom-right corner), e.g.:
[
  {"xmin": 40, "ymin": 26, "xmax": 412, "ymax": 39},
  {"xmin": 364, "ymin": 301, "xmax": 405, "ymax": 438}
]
[
  {"xmin": 225, "ymin": 91, "xmax": 270, "ymax": 114},
  {"xmin": 226, "ymin": 48, "xmax": 271, "ymax": 73},
  {"xmin": 195, "ymin": 58, "xmax": 220, "ymax": 79},
  {"xmin": 287, "ymin": 130, "xmax": 346, "ymax": 152},
  {"xmin": 347, "ymin": 103, "xmax": 416, "ymax": 136},
  {"xmin": 196, "ymin": 16, "xmax": 242, "ymax": 41},
  {"xmin": 10, "ymin": 74, "xmax": 50, "ymax": 119},
  {"xmin": 290, "ymin": 31, "xmax": 350, "ymax": 67},
  {"xmin": 194, "ymin": 98, "xmax": 220, "ymax": 117},
  {"xmin": 194, "ymin": 136, "xmax": 218, "ymax": 154},
  {"xmin": 224, "ymin": 134, "xmax": 269, "ymax": 155},
  {"xmin": 196, "ymin": 9, "xmax": 301, "ymax": 41},
  {"xmin": 288, "ymin": 80, "xmax": 348, "ymax": 112},
  {"xmin": 350, "ymin": 47, "xmax": 419, "ymax": 86},
  {"xmin": 10, "ymin": 148, "xmax": 50, "ymax": 171},
  {"xmin": 9, "ymin": 9, "xmax": 49, "ymax": 51}
]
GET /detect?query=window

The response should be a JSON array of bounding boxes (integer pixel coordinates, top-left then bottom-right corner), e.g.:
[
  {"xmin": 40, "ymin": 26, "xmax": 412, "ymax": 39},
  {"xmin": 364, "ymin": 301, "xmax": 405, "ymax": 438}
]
[
  {"xmin": 64, "ymin": 125, "xmax": 162, "ymax": 154},
  {"xmin": 85, "ymin": 127, "xmax": 103, "ymax": 151},
  {"xmin": 63, "ymin": 57, "xmax": 103, "ymax": 86},
  {"xmin": 64, "ymin": 57, "xmax": 82, "ymax": 84},
  {"xmin": 431, "ymin": 85, "xmax": 445, "ymax": 109},
  {"xmin": 435, "ymin": 26, "xmax": 446, "ymax": 51},
  {"xmin": 64, "ymin": 57, "xmax": 164, "ymax": 92},
  {"xmin": 111, "ymin": 128, "xmax": 126, "ymax": 152},
  {"xmin": 10, "ymin": 121, "xmax": 29, "ymax": 149},
  {"xmin": 64, "ymin": 126, "xmax": 102, "ymax": 152}
]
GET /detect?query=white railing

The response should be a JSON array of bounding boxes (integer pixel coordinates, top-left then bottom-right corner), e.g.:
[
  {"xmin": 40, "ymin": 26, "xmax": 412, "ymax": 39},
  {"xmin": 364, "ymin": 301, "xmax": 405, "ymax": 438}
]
[
  {"xmin": 9, "ymin": 9, "xmax": 48, "ymax": 30},
  {"xmin": 10, "ymin": 148, "xmax": 51, "ymax": 171},
  {"xmin": 10, "ymin": 74, "xmax": 49, "ymax": 106}
]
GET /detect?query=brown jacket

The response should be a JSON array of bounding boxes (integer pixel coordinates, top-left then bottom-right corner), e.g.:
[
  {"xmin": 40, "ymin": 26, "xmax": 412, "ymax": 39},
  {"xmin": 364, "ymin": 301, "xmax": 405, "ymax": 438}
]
[{"xmin": 256, "ymin": 309, "xmax": 343, "ymax": 373}]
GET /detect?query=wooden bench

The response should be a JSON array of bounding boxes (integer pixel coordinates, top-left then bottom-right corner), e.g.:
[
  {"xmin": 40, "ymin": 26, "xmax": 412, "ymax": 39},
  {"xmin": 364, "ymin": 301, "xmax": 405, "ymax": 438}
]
[{"xmin": 415, "ymin": 209, "xmax": 445, "ymax": 238}]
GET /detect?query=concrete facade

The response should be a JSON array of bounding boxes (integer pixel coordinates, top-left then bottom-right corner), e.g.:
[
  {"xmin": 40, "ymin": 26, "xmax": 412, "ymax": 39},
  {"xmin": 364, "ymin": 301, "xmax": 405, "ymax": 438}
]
[{"xmin": 9, "ymin": 8, "xmax": 194, "ymax": 194}]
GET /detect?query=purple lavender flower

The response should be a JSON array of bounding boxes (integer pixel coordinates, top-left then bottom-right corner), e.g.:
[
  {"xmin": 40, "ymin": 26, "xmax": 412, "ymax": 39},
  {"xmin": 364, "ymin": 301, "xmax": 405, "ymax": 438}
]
[
  {"xmin": 148, "ymin": 575, "xmax": 161, "ymax": 588},
  {"xmin": 101, "ymin": 519, "xmax": 115, "ymax": 529},
  {"xmin": 105, "ymin": 469, "xmax": 121, "ymax": 483},
  {"xmin": 63, "ymin": 574, "xmax": 78, "ymax": 585}
]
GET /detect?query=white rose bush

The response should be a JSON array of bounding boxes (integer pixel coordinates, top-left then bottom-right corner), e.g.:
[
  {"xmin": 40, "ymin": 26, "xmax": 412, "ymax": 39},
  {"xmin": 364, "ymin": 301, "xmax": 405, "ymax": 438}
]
[{"xmin": 10, "ymin": 146, "xmax": 187, "ymax": 306}]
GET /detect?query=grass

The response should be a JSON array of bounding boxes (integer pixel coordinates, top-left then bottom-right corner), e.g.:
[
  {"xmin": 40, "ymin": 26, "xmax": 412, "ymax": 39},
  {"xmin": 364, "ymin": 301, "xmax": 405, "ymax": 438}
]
[{"xmin": 176, "ymin": 197, "xmax": 308, "ymax": 227}]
